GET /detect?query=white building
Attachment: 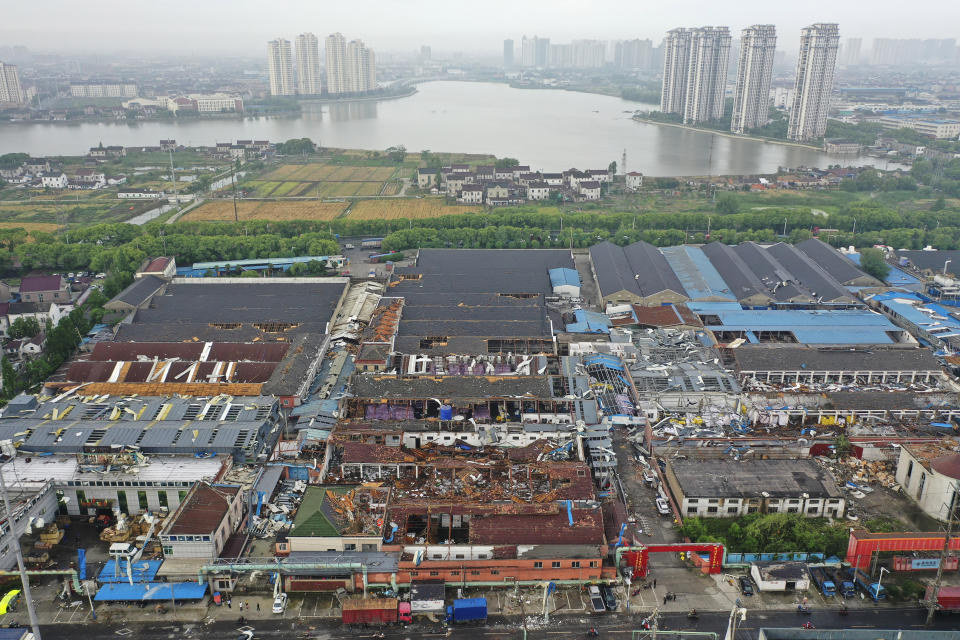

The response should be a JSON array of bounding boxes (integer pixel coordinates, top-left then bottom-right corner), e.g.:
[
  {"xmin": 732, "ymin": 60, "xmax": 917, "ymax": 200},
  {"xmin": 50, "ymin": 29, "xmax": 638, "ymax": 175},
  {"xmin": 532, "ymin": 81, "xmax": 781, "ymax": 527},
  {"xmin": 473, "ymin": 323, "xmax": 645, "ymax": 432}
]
[
  {"xmin": 788, "ymin": 23, "xmax": 840, "ymax": 141},
  {"xmin": 661, "ymin": 26, "xmax": 731, "ymax": 124},
  {"xmin": 459, "ymin": 185, "xmax": 485, "ymax": 204},
  {"xmin": 586, "ymin": 169, "xmax": 612, "ymax": 183},
  {"xmin": 0, "ymin": 62, "xmax": 25, "ymax": 105},
  {"xmin": 731, "ymin": 25, "xmax": 777, "ymax": 134},
  {"xmin": 296, "ymin": 32, "xmax": 322, "ymax": 95},
  {"xmin": 750, "ymin": 562, "xmax": 811, "ymax": 592},
  {"xmin": 895, "ymin": 445, "xmax": 960, "ymax": 522},
  {"xmin": 665, "ymin": 459, "xmax": 845, "ymax": 518},
  {"xmin": 877, "ymin": 116, "xmax": 960, "ymax": 140},
  {"xmin": 167, "ymin": 93, "xmax": 243, "ymax": 113},
  {"xmin": 40, "ymin": 172, "xmax": 68, "ymax": 189},
  {"xmin": 626, "ymin": 172, "xmax": 644, "ymax": 190},
  {"xmin": 661, "ymin": 28, "xmax": 693, "ymax": 115},
  {"xmin": 1, "ymin": 453, "xmax": 232, "ymax": 519},
  {"xmin": 527, "ymin": 181, "xmax": 551, "ymax": 200},
  {"xmin": 325, "ymin": 33, "xmax": 348, "ymax": 95},
  {"xmin": 267, "ymin": 38, "xmax": 296, "ymax": 96},
  {"xmin": 158, "ymin": 482, "xmax": 244, "ymax": 560},
  {"xmin": 346, "ymin": 39, "xmax": 376, "ymax": 93},
  {"xmin": 579, "ymin": 181, "xmax": 601, "ymax": 200},
  {"xmin": 118, "ymin": 188, "xmax": 164, "ymax": 199},
  {"xmin": 69, "ymin": 83, "xmax": 137, "ymax": 98},
  {"xmin": 682, "ymin": 27, "xmax": 731, "ymax": 124}
]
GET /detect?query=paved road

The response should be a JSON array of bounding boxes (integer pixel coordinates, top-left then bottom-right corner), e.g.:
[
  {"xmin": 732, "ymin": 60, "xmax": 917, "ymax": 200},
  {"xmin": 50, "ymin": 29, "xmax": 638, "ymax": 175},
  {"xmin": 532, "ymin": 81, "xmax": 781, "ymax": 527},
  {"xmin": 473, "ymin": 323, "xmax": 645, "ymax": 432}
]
[{"xmin": 34, "ymin": 606, "xmax": 958, "ymax": 640}]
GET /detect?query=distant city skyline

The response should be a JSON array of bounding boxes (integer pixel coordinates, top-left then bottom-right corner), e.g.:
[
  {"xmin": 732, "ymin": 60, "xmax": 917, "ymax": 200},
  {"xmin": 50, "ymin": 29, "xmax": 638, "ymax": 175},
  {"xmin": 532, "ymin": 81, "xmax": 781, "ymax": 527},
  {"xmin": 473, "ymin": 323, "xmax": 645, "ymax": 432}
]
[{"xmin": 2, "ymin": 0, "xmax": 959, "ymax": 55}]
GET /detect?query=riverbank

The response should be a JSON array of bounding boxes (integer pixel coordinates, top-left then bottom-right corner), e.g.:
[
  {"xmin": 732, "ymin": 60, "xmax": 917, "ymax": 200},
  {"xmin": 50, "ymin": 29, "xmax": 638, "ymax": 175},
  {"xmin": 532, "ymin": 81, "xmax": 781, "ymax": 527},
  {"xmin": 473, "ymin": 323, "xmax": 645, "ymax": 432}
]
[
  {"xmin": 0, "ymin": 87, "xmax": 419, "ymax": 128},
  {"xmin": 631, "ymin": 115, "xmax": 824, "ymax": 151},
  {"xmin": 296, "ymin": 85, "xmax": 418, "ymax": 106}
]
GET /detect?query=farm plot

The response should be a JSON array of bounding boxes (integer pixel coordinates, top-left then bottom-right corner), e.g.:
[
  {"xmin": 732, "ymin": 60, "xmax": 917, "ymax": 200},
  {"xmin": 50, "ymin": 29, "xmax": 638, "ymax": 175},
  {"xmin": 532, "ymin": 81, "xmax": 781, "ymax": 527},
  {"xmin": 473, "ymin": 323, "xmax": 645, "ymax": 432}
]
[
  {"xmin": 182, "ymin": 200, "xmax": 347, "ymax": 222},
  {"xmin": 346, "ymin": 199, "xmax": 479, "ymax": 220}
]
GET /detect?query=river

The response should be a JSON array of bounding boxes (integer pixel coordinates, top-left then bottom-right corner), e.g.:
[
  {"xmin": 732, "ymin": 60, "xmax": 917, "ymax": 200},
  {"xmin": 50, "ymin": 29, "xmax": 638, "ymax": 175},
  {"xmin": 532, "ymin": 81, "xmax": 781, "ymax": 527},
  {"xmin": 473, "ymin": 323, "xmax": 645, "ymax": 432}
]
[{"xmin": 0, "ymin": 81, "xmax": 902, "ymax": 176}]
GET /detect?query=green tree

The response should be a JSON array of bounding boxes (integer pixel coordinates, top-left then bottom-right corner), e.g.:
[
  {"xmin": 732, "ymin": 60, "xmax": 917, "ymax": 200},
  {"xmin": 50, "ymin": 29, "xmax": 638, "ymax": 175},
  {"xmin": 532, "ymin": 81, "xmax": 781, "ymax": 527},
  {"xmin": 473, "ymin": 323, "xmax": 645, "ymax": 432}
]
[
  {"xmin": 716, "ymin": 194, "xmax": 739, "ymax": 214},
  {"xmin": 932, "ymin": 196, "xmax": 946, "ymax": 211},
  {"xmin": 858, "ymin": 247, "xmax": 890, "ymax": 282},
  {"xmin": 608, "ymin": 161, "xmax": 617, "ymax": 174},
  {"xmin": 495, "ymin": 157, "xmax": 520, "ymax": 169},
  {"xmin": 8, "ymin": 317, "xmax": 41, "ymax": 339},
  {"xmin": 1, "ymin": 356, "xmax": 19, "ymax": 398},
  {"xmin": 386, "ymin": 145, "xmax": 407, "ymax": 163},
  {"xmin": 275, "ymin": 138, "xmax": 315, "ymax": 155},
  {"xmin": 239, "ymin": 269, "xmax": 261, "ymax": 277}
]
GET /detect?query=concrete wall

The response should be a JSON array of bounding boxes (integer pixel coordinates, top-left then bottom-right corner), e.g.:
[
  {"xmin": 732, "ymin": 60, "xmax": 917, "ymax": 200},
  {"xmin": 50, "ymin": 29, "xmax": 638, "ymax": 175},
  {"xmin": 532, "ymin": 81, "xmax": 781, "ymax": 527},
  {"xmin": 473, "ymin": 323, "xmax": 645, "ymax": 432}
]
[
  {"xmin": 896, "ymin": 447, "xmax": 960, "ymax": 522},
  {"xmin": 289, "ymin": 534, "xmax": 382, "ymax": 553}
]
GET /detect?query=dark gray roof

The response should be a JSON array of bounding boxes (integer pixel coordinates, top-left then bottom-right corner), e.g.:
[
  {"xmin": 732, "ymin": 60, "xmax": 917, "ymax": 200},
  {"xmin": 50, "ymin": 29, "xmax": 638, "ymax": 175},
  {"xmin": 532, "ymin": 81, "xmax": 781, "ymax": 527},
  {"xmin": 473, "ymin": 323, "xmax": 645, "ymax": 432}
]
[
  {"xmin": 402, "ymin": 249, "xmax": 574, "ymax": 295},
  {"xmin": 700, "ymin": 242, "xmax": 772, "ymax": 303},
  {"xmin": 589, "ymin": 241, "xmax": 687, "ymax": 300},
  {"xmin": 670, "ymin": 459, "xmax": 842, "ymax": 499},
  {"xmin": 765, "ymin": 243, "xmax": 856, "ymax": 303},
  {"xmin": 107, "ymin": 275, "xmax": 166, "ymax": 309},
  {"xmin": 795, "ymin": 238, "xmax": 881, "ymax": 286},
  {"xmin": 389, "ymin": 250, "xmax": 571, "ymax": 355},
  {"xmin": 732, "ymin": 242, "xmax": 813, "ymax": 303},
  {"xmin": 825, "ymin": 391, "xmax": 960, "ymax": 411},
  {"xmin": 350, "ymin": 375, "xmax": 555, "ymax": 400},
  {"xmin": 897, "ymin": 250, "xmax": 960, "ymax": 277},
  {"xmin": 115, "ymin": 280, "xmax": 346, "ymax": 341},
  {"xmin": 734, "ymin": 347, "xmax": 942, "ymax": 373}
]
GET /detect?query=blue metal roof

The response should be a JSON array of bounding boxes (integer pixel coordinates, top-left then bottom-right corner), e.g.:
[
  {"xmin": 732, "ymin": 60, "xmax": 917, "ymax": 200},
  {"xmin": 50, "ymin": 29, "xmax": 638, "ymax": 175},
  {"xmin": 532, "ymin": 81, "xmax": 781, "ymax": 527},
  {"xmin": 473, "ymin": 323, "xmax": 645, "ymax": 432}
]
[
  {"xmin": 191, "ymin": 255, "xmax": 337, "ymax": 270},
  {"xmin": 98, "ymin": 559, "xmax": 162, "ymax": 583},
  {"xmin": 95, "ymin": 581, "xmax": 208, "ymax": 602},
  {"xmin": 698, "ymin": 308, "xmax": 902, "ymax": 345},
  {"xmin": 549, "ymin": 267, "xmax": 580, "ymax": 288},
  {"xmin": 566, "ymin": 309, "xmax": 610, "ymax": 334},
  {"xmin": 870, "ymin": 291, "xmax": 960, "ymax": 339},
  {"xmin": 661, "ymin": 245, "xmax": 736, "ymax": 301}
]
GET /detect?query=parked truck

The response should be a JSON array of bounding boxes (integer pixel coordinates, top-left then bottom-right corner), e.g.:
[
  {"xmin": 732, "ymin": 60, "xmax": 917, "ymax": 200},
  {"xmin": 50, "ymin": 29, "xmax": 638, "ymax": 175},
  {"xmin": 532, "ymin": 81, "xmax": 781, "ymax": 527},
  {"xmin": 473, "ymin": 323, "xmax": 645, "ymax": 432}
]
[
  {"xmin": 809, "ymin": 566, "xmax": 836, "ymax": 597},
  {"xmin": 830, "ymin": 567, "xmax": 856, "ymax": 598},
  {"xmin": 445, "ymin": 598, "xmax": 487, "ymax": 624},
  {"xmin": 848, "ymin": 567, "xmax": 886, "ymax": 601},
  {"xmin": 925, "ymin": 585, "xmax": 960, "ymax": 613},
  {"xmin": 341, "ymin": 597, "xmax": 412, "ymax": 625}
]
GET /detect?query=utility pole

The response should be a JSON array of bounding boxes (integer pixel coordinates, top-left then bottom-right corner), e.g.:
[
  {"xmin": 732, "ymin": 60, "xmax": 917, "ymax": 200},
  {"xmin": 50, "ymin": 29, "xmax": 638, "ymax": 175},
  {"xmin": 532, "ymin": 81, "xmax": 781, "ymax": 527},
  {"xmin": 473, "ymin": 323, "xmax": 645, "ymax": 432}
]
[
  {"xmin": 0, "ymin": 465, "xmax": 42, "ymax": 640},
  {"xmin": 231, "ymin": 161, "xmax": 239, "ymax": 223},
  {"xmin": 925, "ymin": 487, "xmax": 958, "ymax": 627},
  {"xmin": 168, "ymin": 149, "xmax": 179, "ymax": 211}
]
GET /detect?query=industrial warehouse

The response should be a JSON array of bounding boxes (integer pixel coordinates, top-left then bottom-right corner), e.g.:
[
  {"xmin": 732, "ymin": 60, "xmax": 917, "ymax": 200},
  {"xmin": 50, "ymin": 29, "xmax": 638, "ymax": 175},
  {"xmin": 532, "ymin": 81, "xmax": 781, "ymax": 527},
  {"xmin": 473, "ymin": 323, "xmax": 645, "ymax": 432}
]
[{"xmin": 1, "ymin": 239, "xmax": 960, "ymax": 629}]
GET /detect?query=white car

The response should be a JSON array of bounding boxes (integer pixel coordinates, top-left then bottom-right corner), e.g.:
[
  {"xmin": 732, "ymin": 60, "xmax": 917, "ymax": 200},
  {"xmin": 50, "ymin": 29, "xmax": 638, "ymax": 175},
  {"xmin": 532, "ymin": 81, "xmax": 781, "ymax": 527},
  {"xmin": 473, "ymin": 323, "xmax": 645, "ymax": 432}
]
[
  {"xmin": 272, "ymin": 592, "xmax": 288, "ymax": 614},
  {"xmin": 655, "ymin": 497, "xmax": 671, "ymax": 515}
]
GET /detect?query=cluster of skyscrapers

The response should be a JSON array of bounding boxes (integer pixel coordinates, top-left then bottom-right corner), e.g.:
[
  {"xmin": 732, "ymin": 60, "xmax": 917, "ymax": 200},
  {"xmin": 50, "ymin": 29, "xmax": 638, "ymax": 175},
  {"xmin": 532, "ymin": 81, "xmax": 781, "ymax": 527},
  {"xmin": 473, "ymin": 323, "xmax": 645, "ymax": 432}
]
[
  {"xmin": 660, "ymin": 23, "xmax": 839, "ymax": 141},
  {"xmin": 267, "ymin": 33, "xmax": 376, "ymax": 97},
  {"xmin": 505, "ymin": 36, "xmax": 631, "ymax": 70}
]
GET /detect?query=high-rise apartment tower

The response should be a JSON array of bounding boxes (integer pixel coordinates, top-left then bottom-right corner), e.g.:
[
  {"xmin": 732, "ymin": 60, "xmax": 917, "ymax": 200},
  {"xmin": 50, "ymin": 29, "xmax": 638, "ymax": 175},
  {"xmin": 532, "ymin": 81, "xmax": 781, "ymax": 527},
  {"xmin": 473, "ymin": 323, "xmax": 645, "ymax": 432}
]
[
  {"xmin": 731, "ymin": 25, "xmax": 776, "ymax": 133},
  {"xmin": 788, "ymin": 23, "xmax": 840, "ymax": 141},
  {"xmin": 267, "ymin": 38, "xmax": 295, "ymax": 96}
]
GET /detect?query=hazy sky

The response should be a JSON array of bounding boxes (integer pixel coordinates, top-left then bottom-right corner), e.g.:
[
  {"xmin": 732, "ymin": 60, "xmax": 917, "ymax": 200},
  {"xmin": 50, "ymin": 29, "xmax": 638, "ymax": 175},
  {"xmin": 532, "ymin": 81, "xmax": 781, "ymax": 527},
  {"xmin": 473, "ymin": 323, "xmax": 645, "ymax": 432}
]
[{"xmin": 3, "ymin": 0, "xmax": 959, "ymax": 55}]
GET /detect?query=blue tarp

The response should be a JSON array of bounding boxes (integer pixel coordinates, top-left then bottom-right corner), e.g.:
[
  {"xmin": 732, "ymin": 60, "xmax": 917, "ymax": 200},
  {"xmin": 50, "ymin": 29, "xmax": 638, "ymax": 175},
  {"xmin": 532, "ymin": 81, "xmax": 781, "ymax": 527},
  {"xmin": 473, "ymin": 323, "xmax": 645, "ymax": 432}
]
[
  {"xmin": 94, "ymin": 581, "xmax": 208, "ymax": 602},
  {"xmin": 98, "ymin": 559, "xmax": 163, "ymax": 583}
]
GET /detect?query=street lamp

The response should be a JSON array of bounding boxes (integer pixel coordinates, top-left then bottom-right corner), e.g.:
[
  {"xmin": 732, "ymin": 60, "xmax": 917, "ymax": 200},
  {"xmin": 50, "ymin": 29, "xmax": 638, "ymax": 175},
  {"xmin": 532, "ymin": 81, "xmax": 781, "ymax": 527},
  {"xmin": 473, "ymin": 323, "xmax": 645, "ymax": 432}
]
[{"xmin": 877, "ymin": 566, "xmax": 890, "ymax": 593}]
